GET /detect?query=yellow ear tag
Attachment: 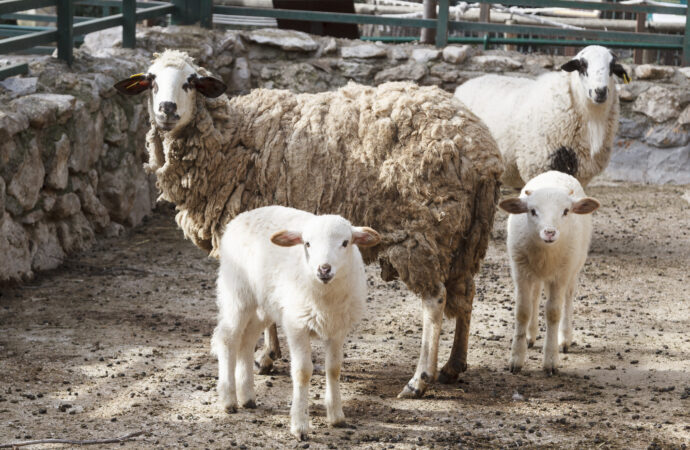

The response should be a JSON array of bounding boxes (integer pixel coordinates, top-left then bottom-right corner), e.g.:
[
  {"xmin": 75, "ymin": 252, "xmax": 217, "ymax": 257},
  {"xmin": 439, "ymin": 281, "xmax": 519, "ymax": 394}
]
[
  {"xmin": 623, "ymin": 73, "xmax": 631, "ymax": 84},
  {"xmin": 130, "ymin": 73, "xmax": 144, "ymax": 78},
  {"xmin": 126, "ymin": 80, "xmax": 141, "ymax": 89}
]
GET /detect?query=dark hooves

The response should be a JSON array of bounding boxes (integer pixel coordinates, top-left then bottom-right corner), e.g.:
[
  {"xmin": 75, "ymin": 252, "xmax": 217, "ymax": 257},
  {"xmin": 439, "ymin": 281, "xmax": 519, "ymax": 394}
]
[
  {"xmin": 437, "ymin": 370, "xmax": 457, "ymax": 385},
  {"xmin": 331, "ymin": 421, "xmax": 354, "ymax": 429},
  {"xmin": 544, "ymin": 367, "xmax": 558, "ymax": 376},
  {"xmin": 527, "ymin": 341, "xmax": 534, "ymax": 349},
  {"xmin": 242, "ymin": 400, "xmax": 257, "ymax": 409},
  {"xmin": 509, "ymin": 365, "xmax": 522, "ymax": 374},
  {"xmin": 225, "ymin": 405, "xmax": 237, "ymax": 414}
]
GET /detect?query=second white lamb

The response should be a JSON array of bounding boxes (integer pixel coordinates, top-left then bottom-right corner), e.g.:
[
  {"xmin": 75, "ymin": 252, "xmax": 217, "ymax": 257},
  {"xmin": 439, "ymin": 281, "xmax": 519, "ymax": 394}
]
[
  {"xmin": 499, "ymin": 171, "xmax": 600, "ymax": 375},
  {"xmin": 211, "ymin": 206, "xmax": 380, "ymax": 440}
]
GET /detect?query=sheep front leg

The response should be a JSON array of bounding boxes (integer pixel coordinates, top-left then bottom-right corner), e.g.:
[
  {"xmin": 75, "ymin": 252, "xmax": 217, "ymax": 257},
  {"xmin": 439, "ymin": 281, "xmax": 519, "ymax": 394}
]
[
  {"xmin": 285, "ymin": 327, "xmax": 313, "ymax": 441},
  {"xmin": 257, "ymin": 324, "xmax": 281, "ymax": 375},
  {"xmin": 510, "ymin": 275, "xmax": 537, "ymax": 374},
  {"xmin": 212, "ymin": 323, "xmax": 241, "ymax": 414},
  {"xmin": 544, "ymin": 282, "xmax": 567, "ymax": 375},
  {"xmin": 527, "ymin": 281, "xmax": 543, "ymax": 348},
  {"xmin": 398, "ymin": 285, "xmax": 447, "ymax": 398},
  {"xmin": 559, "ymin": 276, "xmax": 577, "ymax": 353},
  {"xmin": 324, "ymin": 335, "xmax": 346, "ymax": 427}
]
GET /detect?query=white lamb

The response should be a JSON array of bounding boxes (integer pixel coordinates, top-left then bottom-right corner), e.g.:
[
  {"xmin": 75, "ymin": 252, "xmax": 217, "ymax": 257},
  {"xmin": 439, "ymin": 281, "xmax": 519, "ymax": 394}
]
[
  {"xmin": 499, "ymin": 171, "xmax": 600, "ymax": 374},
  {"xmin": 211, "ymin": 205, "xmax": 380, "ymax": 440},
  {"xmin": 455, "ymin": 45, "xmax": 630, "ymax": 188}
]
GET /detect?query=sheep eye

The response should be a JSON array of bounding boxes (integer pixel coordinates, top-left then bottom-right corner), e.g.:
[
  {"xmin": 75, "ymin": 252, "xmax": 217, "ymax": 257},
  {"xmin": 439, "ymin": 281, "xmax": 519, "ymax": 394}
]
[
  {"xmin": 530, "ymin": 209, "xmax": 537, "ymax": 217},
  {"xmin": 563, "ymin": 209, "xmax": 569, "ymax": 216},
  {"xmin": 342, "ymin": 240, "xmax": 348, "ymax": 248},
  {"xmin": 305, "ymin": 242, "xmax": 310, "ymax": 248}
]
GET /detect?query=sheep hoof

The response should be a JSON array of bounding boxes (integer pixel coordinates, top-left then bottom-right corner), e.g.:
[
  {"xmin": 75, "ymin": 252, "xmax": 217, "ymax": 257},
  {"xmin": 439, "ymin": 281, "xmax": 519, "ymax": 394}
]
[
  {"xmin": 397, "ymin": 381, "xmax": 425, "ymax": 399},
  {"xmin": 509, "ymin": 364, "xmax": 522, "ymax": 374},
  {"xmin": 527, "ymin": 340, "xmax": 535, "ymax": 349},
  {"xmin": 544, "ymin": 367, "xmax": 558, "ymax": 376},
  {"xmin": 331, "ymin": 421, "xmax": 351, "ymax": 429},
  {"xmin": 225, "ymin": 405, "xmax": 238, "ymax": 414},
  {"xmin": 561, "ymin": 344, "xmax": 569, "ymax": 354},
  {"xmin": 257, "ymin": 363, "xmax": 273, "ymax": 375},
  {"xmin": 242, "ymin": 400, "xmax": 257, "ymax": 409}
]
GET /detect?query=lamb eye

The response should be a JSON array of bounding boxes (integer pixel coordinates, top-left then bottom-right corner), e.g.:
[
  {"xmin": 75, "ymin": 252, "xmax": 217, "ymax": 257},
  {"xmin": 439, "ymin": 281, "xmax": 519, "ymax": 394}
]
[
  {"xmin": 563, "ymin": 209, "xmax": 569, "ymax": 216},
  {"xmin": 530, "ymin": 209, "xmax": 537, "ymax": 216},
  {"xmin": 305, "ymin": 242, "xmax": 310, "ymax": 248},
  {"xmin": 342, "ymin": 240, "xmax": 348, "ymax": 248}
]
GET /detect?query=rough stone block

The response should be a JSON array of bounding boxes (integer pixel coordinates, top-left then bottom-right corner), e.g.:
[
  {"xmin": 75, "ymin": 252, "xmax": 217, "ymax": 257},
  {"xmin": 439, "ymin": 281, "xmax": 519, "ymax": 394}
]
[
  {"xmin": 246, "ymin": 29, "xmax": 318, "ymax": 52},
  {"xmin": 374, "ymin": 63, "xmax": 427, "ymax": 83},
  {"xmin": 633, "ymin": 86, "xmax": 680, "ymax": 123},
  {"xmin": 8, "ymin": 140, "xmax": 44, "ymax": 211},
  {"xmin": 0, "ymin": 215, "xmax": 32, "ymax": 282},
  {"xmin": 341, "ymin": 43, "xmax": 388, "ymax": 59},
  {"xmin": 46, "ymin": 133, "xmax": 71, "ymax": 190},
  {"xmin": 442, "ymin": 45, "xmax": 471, "ymax": 64},
  {"xmin": 30, "ymin": 221, "xmax": 65, "ymax": 271}
]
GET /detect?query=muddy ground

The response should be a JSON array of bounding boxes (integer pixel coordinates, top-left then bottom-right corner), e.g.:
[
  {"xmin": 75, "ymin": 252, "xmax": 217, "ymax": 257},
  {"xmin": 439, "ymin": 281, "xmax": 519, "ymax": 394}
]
[{"xmin": 1, "ymin": 181, "xmax": 688, "ymax": 449}]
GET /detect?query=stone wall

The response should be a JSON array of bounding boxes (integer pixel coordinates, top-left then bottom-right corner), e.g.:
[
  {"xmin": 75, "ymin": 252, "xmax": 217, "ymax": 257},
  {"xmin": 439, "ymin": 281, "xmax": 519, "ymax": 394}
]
[
  {"xmin": 0, "ymin": 51, "xmax": 156, "ymax": 282},
  {"xmin": 1, "ymin": 25, "xmax": 688, "ymax": 282}
]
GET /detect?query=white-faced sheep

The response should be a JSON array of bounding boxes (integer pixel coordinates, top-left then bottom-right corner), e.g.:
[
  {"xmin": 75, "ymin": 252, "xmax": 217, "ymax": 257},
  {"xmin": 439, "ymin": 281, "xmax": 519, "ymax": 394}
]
[
  {"xmin": 499, "ymin": 171, "xmax": 600, "ymax": 374},
  {"xmin": 212, "ymin": 205, "xmax": 379, "ymax": 439},
  {"xmin": 114, "ymin": 49, "xmax": 504, "ymax": 398},
  {"xmin": 455, "ymin": 45, "xmax": 629, "ymax": 188}
]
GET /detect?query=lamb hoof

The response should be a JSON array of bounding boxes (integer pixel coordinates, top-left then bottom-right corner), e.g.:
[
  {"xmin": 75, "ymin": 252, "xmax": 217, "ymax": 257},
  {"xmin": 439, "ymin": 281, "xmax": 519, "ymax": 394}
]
[
  {"xmin": 561, "ymin": 344, "xmax": 569, "ymax": 354},
  {"xmin": 437, "ymin": 370, "xmax": 457, "ymax": 385},
  {"xmin": 225, "ymin": 405, "xmax": 237, "ymax": 414},
  {"xmin": 331, "ymin": 421, "xmax": 352, "ymax": 429},
  {"xmin": 527, "ymin": 341, "xmax": 535, "ymax": 349},
  {"xmin": 397, "ymin": 380, "xmax": 425, "ymax": 399},
  {"xmin": 544, "ymin": 367, "xmax": 558, "ymax": 376},
  {"xmin": 509, "ymin": 364, "xmax": 522, "ymax": 374},
  {"xmin": 242, "ymin": 400, "xmax": 257, "ymax": 409}
]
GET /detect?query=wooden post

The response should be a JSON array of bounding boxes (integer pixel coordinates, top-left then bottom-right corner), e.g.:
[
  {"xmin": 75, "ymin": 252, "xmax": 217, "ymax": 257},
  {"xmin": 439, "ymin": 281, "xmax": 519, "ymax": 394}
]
[
  {"xmin": 634, "ymin": 12, "xmax": 644, "ymax": 64},
  {"xmin": 122, "ymin": 0, "xmax": 136, "ymax": 48},
  {"xmin": 479, "ymin": 3, "xmax": 490, "ymax": 38},
  {"xmin": 56, "ymin": 0, "xmax": 73, "ymax": 66},
  {"xmin": 421, "ymin": 0, "xmax": 436, "ymax": 44},
  {"xmin": 504, "ymin": 19, "xmax": 516, "ymax": 52}
]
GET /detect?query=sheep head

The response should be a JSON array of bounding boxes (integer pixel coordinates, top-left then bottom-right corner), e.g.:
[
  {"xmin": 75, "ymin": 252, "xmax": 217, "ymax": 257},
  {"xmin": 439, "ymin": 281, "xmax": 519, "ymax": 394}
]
[
  {"xmin": 560, "ymin": 45, "xmax": 629, "ymax": 105},
  {"xmin": 114, "ymin": 50, "xmax": 226, "ymax": 133}
]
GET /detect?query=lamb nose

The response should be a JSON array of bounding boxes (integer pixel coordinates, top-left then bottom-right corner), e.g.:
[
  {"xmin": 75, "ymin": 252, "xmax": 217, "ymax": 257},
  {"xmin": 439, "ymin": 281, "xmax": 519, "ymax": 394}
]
[
  {"xmin": 594, "ymin": 87, "xmax": 608, "ymax": 100},
  {"xmin": 160, "ymin": 101, "xmax": 177, "ymax": 116},
  {"xmin": 318, "ymin": 264, "xmax": 331, "ymax": 274}
]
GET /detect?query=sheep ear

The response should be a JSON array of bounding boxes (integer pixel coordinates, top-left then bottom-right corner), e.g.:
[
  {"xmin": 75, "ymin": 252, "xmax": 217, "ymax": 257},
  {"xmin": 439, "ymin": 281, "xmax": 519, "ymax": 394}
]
[
  {"xmin": 560, "ymin": 59, "xmax": 582, "ymax": 73},
  {"xmin": 114, "ymin": 74, "xmax": 151, "ymax": 95},
  {"xmin": 270, "ymin": 230, "xmax": 303, "ymax": 247},
  {"xmin": 192, "ymin": 76, "xmax": 227, "ymax": 98},
  {"xmin": 499, "ymin": 198, "xmax": 528, "ymax": 214},
  {"xmin": 352, "ymin": 227, "xmax": 381, "ymax": 248},
  {"xmin": 572, "ymin": 197, "xmax": 600, "ymax": 214},
  {"xmin": 611, "ymin": 63, "xmax": 630, "ymax": 84}
]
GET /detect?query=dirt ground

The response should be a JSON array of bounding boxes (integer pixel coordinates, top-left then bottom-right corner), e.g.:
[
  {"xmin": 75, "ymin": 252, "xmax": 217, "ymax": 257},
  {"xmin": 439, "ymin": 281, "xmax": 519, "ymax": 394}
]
[{"xmin": 1, "ymin": 181, "xmax": 688, "ymax": 449}]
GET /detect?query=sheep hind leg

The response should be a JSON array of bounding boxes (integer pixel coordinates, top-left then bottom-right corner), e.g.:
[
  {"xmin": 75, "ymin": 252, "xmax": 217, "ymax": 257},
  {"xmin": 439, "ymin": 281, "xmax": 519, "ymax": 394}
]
[
  {"xmin": 237, "ymin": 316, "xmax": 263, "ymax": 409},
  {"xmin": 256, "ymin": 324, "xmax": 281, "ymax": 375},
  {"xmin": 398, "ymin": 284, "xmax": 447, "ymax": 398},
  {"xmin": 437, "ymin": 285, "xmax": 473, "ymax": 384}
]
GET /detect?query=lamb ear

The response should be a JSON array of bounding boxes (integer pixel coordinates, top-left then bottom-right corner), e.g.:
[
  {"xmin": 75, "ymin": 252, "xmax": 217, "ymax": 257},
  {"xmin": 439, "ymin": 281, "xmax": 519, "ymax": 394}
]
[
  {"xmin": 499, "ymin": 198, "xmax": 528, "ymax": 214},
  {"xmin": 192, "ymin": 76, "xmax": 227, "ymax": 98},
  {"xmin": 572, "ymin": 197, "xmax": 600, "ymax": 214},
  {"xmin": 113, "ymin": 74, "xmax": 151, "ymax": 95},
  {"xmin": 560, "ymin": 59, "xmax": 582, "ymax": 73},
  {"xmin": 270, "ymin": 230, "xmax": 303, "ymax": 247},
  {"xmin": 352, "ymin": 227, "xmax": 381, "ymax": 248}
]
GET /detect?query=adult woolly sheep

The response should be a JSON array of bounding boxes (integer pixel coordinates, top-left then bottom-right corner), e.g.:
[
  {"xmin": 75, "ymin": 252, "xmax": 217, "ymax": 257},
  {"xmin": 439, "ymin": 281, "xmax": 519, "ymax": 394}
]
[
  {"xmin": 114, "ymin": 49, "xmax": 504, "ymax": 398},
  {"xmin": 454, "ymin": 45, "xmax": 629, "ymax": 188}
]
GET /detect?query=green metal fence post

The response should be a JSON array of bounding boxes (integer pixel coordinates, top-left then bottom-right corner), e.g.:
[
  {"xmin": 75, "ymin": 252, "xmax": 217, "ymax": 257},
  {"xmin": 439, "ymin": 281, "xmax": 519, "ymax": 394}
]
[
  {"xmin": 122, "ymin": 0, "xmax": 136, "ymax": 48},
  {"xmin": 171, "ymin": 0, "xmax": 198, "ymax": 25},
  {"xmin": 200, "ymin": 0, "xmax": 212, "ymax": 28},
  {"xmin": 435, "ymin": 0, "xmax": 449, "ymax": 47},
  {"xmin": 683, "ymin": 2, "xmax": 690, "ymax": 66},
  {"xmin": 56, "ymin": 0, "xmax": 74, "ymax": 65}
]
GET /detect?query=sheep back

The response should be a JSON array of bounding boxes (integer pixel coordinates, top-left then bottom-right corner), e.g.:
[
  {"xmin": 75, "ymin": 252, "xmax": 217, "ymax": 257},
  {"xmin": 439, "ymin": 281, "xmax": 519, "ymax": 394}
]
[{"xmin": 146, "ymin": 81, "xmax": 503, "ymax": 305}]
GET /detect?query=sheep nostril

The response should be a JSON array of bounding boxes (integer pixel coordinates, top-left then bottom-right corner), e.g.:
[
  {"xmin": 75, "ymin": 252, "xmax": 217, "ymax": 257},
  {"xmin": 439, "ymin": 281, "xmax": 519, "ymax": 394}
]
[
  {"xmin": 159, "ymin": 101, "xmax": 177, "ymax": 116},
  {"xmin": 318, "ymin": 264, "xmax": 331, "ymax": 275}
]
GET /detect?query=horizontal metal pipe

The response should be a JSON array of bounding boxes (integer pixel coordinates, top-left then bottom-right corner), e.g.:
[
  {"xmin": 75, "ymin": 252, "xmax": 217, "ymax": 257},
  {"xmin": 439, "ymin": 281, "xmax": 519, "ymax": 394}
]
[
  {"xmin": 0, "ymin": 0, "xmax": 56, "ymax": 15},
  {"xmin": 472, "ymin": 0, "xmax": 686, "ymax": 16},
  {"xmin": 0, "ymin": 29, "xmax": 57, "ymax": 53},
  {"xmin": 72, "ymin": 14, "xmax": 122, "ymax": 35},
  {"xmin": 0, "ymin": 62, "xmax": 28, "ymax": 80}
]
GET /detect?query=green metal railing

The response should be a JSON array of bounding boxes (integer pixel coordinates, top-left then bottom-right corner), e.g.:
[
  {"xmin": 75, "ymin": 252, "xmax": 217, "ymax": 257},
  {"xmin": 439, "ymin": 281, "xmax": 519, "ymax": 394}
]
[
  {"xmin": 0, "ymin": 0, "xmax": 688, "ymax": 81},
  {"xmin": 214, "ymin": 1, "xmax": 689, "ymax": 61}
]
